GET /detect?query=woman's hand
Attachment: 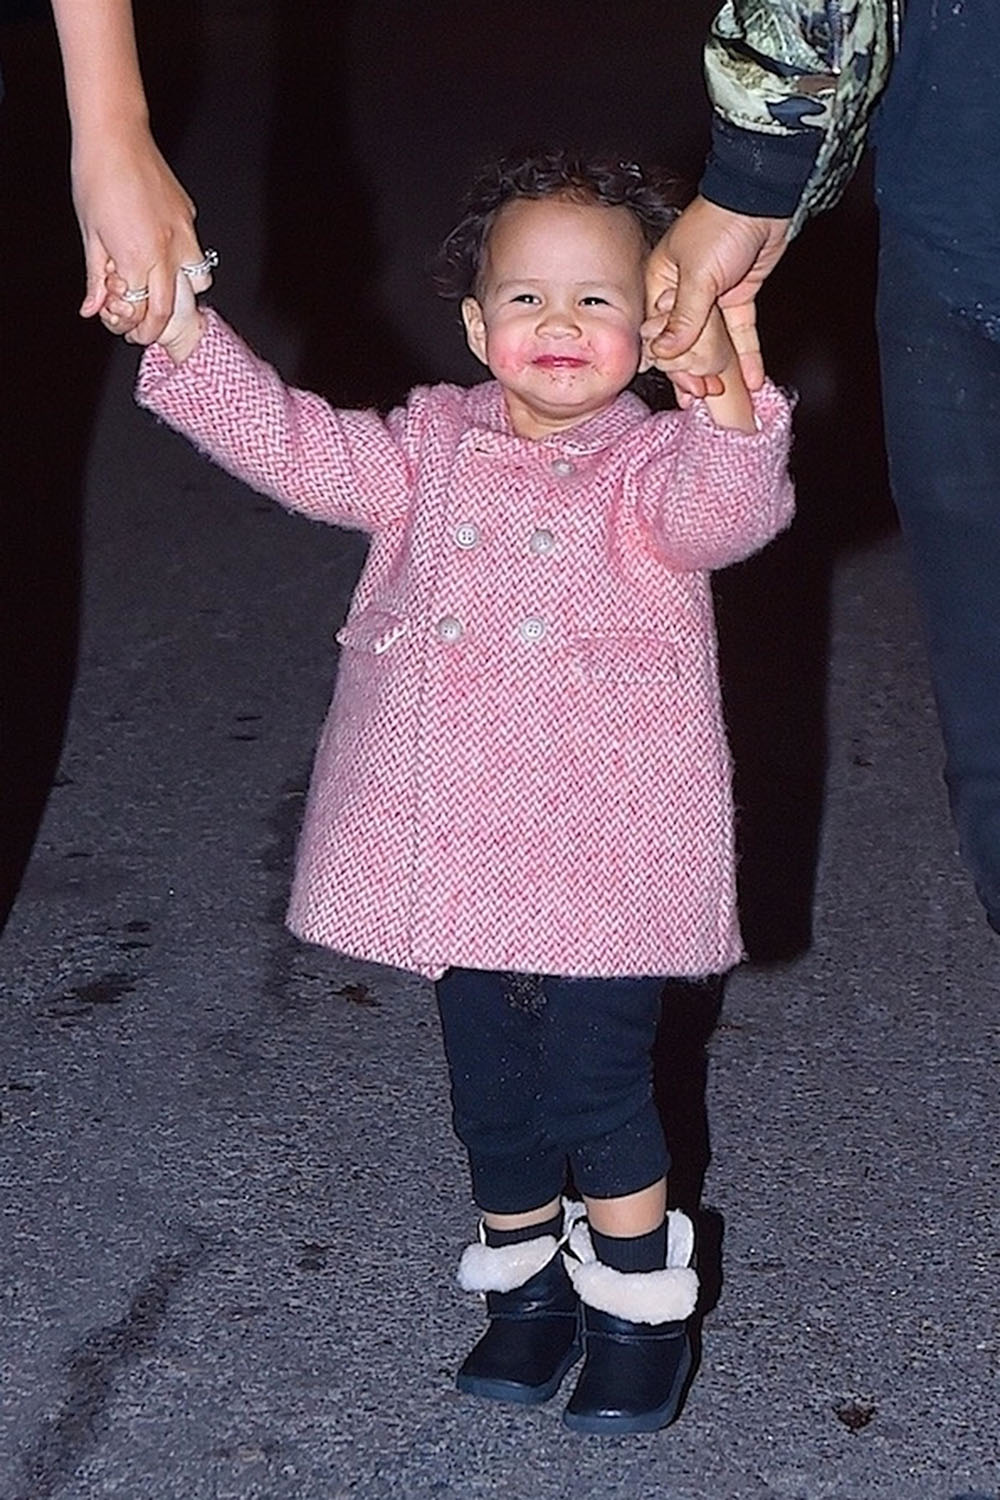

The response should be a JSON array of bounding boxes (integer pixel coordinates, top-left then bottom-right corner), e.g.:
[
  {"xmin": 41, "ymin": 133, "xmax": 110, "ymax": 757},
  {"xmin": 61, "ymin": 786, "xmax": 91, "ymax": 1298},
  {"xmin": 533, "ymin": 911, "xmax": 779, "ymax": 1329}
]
[
  {"xmin": 73, "ymin": 123, "xmax": 212, "ymax": 343},
  {"xmin": 51, "ymin": 0, "xmax": 214, "ymax": 342},
  {"xmin": 102, "ymin": 263, "xmax": 205, "ymax": 363}
]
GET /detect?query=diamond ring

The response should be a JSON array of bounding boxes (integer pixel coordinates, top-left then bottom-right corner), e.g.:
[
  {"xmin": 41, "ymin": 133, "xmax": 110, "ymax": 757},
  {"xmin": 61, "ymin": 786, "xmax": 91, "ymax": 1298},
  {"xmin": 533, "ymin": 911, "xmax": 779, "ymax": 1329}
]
[{"xmin": 180, "ymin": 249, "xmax": 219, "ymax": 279}]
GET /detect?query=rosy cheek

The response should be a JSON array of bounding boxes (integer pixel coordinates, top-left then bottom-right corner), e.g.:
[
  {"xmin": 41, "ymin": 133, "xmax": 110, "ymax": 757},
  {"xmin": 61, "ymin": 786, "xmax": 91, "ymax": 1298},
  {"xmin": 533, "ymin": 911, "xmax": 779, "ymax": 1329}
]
[
  {"xmin": 487, "ymin": 346, "xmax": 525, "ymax": 376},
  {"xmin": 609, "ymin": 332, "xmax": 642, "ymax": 375}
]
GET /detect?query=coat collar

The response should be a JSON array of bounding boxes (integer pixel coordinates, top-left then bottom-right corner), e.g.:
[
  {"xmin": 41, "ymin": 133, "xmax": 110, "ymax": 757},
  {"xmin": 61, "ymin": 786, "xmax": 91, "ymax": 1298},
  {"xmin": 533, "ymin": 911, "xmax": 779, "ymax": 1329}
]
[{"xmin": 460, "ymin": 379, "xmax": 649, "ymax": 459}]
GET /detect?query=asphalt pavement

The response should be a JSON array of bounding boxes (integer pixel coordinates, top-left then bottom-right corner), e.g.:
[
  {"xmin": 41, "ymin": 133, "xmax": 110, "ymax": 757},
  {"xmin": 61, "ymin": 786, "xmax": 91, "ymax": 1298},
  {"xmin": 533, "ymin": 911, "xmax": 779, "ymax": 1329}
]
[{"xmin": 2, "ymin": 5, "xmax": 997, "ymax": 1498}]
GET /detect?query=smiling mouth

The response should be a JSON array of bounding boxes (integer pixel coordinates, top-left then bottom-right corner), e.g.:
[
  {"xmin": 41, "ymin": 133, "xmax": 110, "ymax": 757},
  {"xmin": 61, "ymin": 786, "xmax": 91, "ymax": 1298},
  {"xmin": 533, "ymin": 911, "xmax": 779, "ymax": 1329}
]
[{"xmin": 533, "ymin": 355, "xmax": 588, "ymax": 369}]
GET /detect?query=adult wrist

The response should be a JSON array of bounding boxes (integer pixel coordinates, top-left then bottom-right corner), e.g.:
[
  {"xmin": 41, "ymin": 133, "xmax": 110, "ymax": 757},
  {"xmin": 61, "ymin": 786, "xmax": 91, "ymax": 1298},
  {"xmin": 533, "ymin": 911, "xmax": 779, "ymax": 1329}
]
[{"xmin": 71, "ymin": 96, "xmax": 152, "ymax": 143}]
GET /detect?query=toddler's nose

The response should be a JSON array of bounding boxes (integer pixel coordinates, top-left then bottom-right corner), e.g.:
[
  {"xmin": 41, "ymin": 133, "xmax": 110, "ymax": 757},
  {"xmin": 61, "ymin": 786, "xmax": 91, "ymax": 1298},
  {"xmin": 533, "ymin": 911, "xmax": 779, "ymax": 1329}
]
[{"xmin": 537, "ymin": 303, "xmax": 581, "ymax": 336}]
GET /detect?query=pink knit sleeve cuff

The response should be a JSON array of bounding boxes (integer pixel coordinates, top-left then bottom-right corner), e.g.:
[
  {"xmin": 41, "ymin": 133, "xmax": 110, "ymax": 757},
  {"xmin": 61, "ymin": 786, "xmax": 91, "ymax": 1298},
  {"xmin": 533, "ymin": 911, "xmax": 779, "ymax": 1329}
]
[
  {"xmin": 135, "ymin": 308, "xmax": 238, "ymax": 410},
  {"xmin": 684, "ymin": 377, "xmax": 795, "ymax": 445}
]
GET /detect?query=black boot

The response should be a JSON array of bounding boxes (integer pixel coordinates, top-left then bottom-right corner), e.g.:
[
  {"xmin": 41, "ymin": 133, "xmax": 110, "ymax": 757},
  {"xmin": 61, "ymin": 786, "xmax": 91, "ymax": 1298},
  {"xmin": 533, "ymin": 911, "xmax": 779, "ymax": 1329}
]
[
  {"xmin": 562, "ymin": 1210, "xmax": 698, "ymax": 1434},
  {"xmin": 456, "ymin": 1217, "xmax": 582, "ymax": 1405}
]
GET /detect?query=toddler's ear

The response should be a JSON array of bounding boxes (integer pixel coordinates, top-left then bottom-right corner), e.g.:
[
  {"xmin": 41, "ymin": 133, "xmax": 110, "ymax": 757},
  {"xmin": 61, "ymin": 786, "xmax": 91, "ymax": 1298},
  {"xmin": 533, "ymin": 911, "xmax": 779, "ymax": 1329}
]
[{"xmin": 461, "ymin": 297, "xmax": 488, "ymax": 366}]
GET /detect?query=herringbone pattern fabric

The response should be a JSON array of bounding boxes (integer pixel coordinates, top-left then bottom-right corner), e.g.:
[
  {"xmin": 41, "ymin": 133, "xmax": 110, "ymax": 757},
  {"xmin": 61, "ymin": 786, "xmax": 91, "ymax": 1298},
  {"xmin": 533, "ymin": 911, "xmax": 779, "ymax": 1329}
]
[{"xmin": 138, "ymin": 311, "xmax": 795, "ymax": 978}]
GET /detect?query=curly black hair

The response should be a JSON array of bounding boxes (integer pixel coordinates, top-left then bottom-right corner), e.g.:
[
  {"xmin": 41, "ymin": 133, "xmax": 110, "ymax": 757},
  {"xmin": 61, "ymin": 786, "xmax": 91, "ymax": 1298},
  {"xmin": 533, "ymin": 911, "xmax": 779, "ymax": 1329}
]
[{"xmin": 434, "ymin": 148, "xmax": 685, "ymax": 301}]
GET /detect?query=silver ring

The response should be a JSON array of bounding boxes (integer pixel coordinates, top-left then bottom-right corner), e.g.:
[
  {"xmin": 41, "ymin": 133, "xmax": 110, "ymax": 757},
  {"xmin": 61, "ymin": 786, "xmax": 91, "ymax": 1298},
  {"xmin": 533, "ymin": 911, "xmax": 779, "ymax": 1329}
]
[
  {"xmin": 180, "ymin": 249, "xmax": 219, "ymax": 279},
  {"xmin": 122, "ymin": 286, "xmax": 149, "ymax": 303}
]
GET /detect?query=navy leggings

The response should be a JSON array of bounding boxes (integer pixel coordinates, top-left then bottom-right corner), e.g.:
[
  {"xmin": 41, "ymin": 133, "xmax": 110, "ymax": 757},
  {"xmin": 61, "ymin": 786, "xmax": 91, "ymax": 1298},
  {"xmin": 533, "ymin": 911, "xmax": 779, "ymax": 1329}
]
[{"xmin": 435, "ymin": 968, "xmax": 668, "ymax": 1215}]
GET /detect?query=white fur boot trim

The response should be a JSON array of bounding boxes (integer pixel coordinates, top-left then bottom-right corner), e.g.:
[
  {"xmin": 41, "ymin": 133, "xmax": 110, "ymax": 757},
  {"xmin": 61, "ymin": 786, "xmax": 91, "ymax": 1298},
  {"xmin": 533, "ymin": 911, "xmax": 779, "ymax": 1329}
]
[
  {"xmin": 458, "ymin": 1234, "xmax": 561, "ymax": 1294},
  {"xmin": 457, "ymin": 1197, "xmax": 587, "ymax": 1295},
  {"xmin": 564, "ymin": 1210, "xmax": 699, "ymax": 1325}
]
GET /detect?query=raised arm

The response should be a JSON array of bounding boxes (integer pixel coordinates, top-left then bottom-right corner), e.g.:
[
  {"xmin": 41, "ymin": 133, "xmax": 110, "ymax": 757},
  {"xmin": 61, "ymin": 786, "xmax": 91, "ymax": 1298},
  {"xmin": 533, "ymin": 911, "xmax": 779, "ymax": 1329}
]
[
  {"xmin": 51, "ymin": 0, "xmax": 213, "ymax": 341},
  {"xmin": 626, "ymin": 383, "xmax": 796, "ymax": 573},
  {"xmin": 136, "ymin": 309, "xmax": 415, "ymax": 533}
]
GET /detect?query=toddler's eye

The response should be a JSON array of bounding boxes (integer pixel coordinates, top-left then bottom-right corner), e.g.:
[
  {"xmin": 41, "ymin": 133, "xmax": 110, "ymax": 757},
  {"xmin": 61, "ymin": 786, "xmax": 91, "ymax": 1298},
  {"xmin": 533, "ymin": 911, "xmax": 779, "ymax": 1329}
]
[
  {"xmin": 580, "ymin": 296, "xmax": 610, "ymax": 307},
  {"xmin": 511, "ymin": 293, "xmax": 540, "ymax": 304}
]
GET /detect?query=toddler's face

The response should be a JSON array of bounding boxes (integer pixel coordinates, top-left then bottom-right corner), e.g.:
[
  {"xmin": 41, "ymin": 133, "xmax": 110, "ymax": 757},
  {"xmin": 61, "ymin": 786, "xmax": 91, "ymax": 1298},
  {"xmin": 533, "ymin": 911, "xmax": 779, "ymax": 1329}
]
[{"xmin": 461, "ymin": 196, "xmax": 648, "ymax": 439}]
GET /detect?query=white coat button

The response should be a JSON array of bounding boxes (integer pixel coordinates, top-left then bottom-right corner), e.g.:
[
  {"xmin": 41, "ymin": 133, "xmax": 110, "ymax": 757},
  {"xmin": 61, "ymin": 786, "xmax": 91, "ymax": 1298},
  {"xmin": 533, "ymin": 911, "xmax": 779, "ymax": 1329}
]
[
  {"xmin": 518, "ymin": 617, "xmax": 547, "ymax": 644},
  {"xmin": 454, "ymin": 522, "xmax": 479, "ymax": 549},
  {"xmin": 551, "ymin": 458, "xmax": 575, "ymax": 477},
  {"xmin": 529, "ymin": 527, "xmax": 557, "ymax": 556},
  {"xmin": 436, "ymin": 615, "xmax": 464, "ymax": 642}
]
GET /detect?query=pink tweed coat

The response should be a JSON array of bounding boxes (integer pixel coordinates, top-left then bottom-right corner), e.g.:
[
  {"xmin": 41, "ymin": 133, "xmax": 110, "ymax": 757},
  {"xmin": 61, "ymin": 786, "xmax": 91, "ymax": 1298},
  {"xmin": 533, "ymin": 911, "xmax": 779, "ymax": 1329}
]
[{"xmin": 138, "ymin": 311, "xmax": 795, "ymax": 980}]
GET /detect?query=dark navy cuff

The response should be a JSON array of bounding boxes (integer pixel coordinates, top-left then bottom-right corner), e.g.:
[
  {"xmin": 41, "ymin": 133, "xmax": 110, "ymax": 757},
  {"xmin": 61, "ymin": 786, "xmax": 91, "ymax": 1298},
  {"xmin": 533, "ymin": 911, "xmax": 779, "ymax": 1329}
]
[{"xmin": 700, "ymin": 116, "xmax": 821, "ymax": 218}]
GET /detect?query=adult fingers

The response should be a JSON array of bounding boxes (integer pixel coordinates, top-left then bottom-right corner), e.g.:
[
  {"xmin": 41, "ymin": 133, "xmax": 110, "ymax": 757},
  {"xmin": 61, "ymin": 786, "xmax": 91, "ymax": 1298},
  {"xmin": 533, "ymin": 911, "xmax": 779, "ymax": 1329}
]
[
  {"xmin": 649, "ymin": 268, "xmax": 717, "ymax": 361},
  {"xmin": 128, "ymin": 263, "xmax": 178, "ymax": 345},
  {"xmin": 179, "ymin": 246, "xmax": 216, "ymax": 296},
  {"xmin": 721, "ymin": 301, "xmax": 765, "ymax": 390},
  {"xmin": 78, "ymin": 237, "xmax": 118, "ymax": 319},
  {"xmin": 128, "ymin": 242, "xmax": 216, "ymax": 345},
  {"xmin": 125, "ymin": 262, "xmax": 200, "ymax": 348},
  {"xmin": 84, "ymin": 243, "xmax": 148, "ymax": 335}
]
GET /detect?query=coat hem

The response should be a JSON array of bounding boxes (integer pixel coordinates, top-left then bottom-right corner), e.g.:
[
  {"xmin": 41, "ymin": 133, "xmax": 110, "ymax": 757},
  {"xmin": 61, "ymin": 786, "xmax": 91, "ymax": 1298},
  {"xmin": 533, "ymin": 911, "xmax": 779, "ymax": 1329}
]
[{"xmin": 285, "ymin": 916, "xmax": 742, "ymax": 984}]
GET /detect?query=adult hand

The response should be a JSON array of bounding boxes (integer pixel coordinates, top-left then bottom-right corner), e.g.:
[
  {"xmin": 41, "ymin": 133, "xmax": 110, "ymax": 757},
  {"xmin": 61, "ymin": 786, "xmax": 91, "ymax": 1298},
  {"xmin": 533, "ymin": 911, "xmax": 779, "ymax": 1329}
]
[
  {"xmin": 102, "ymin": 263, "xmax": 204, "ymax": 363},
  {"xmin": 645, "ymin": 196, "xmax": 791, "ymax": 397},
  {"xmin": 642, "ymin": 300, "xmax": 755, "ymax": 433},
  {"xmin": 72, "ymin": 123, "xmax": 213, "ymax": 345}
]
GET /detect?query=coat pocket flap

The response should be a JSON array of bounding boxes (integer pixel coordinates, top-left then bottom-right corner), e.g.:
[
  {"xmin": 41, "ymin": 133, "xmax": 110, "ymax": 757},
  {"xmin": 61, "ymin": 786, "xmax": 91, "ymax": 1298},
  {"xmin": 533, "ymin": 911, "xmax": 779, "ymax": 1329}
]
[
  {"xmin": 336, "ymin": 609, "xmax": 409, "ymax": 656},
  {"xmin": 566, "ymin": 633, "xmax": 676, "ymax": 682}
]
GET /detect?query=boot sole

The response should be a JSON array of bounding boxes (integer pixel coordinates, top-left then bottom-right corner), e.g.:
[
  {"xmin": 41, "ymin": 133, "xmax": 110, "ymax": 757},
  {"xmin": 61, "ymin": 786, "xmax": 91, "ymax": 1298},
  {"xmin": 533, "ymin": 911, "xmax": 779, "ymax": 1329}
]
[
  {"xmin": 562, "ymin": 1339, "xmax": 692, "ymax": 1434},
  {"xmin": 457, "ymin": 1342, "xmax": 582, "ymax": 1406}
]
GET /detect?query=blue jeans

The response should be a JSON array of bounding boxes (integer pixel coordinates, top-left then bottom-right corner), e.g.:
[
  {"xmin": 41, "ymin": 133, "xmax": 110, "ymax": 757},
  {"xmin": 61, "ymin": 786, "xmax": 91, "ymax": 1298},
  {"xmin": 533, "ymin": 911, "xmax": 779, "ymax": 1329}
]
[
  {"xmin": 876, "ymin": 216, "xmax": 1000, "ymax": 928},
  {"xmin": 435, "ymin": 969, "xmax": 668, "ymax": 1215}
]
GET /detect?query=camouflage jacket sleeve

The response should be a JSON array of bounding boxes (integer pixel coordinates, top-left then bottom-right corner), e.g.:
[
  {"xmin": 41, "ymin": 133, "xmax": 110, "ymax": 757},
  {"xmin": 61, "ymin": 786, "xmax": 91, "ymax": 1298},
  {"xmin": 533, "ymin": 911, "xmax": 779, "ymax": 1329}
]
[{"xmin": 703, "ymin": 0, "xmax": 901, "ymax": 232}]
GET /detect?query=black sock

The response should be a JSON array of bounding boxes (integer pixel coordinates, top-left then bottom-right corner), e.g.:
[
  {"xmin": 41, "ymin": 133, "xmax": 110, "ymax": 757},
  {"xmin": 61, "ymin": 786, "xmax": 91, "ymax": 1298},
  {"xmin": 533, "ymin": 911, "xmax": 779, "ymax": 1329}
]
[
  {"xmin": 590, "ymin": 1220, "xmax": 667, "ymax": 1273},
  {"xmin": 484, "ymin": 1207, "xmax": 564, "ymax": 1248}
]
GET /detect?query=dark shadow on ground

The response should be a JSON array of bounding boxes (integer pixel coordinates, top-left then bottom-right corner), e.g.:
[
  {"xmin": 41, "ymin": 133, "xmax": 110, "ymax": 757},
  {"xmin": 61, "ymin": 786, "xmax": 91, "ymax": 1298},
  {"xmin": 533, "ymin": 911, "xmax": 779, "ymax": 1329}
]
[
  {"xmin": 654, "ymin": 976, "xmax": 726, "ymax": 1309},
  {"xmin": 0, "ymin": 0, "xmax": 203, "ymax": 934},
  {"xmin": 718, "ymin": 166, "xmax": 895, "ymax": 962},
  {"xmin": 1, "ymin": 11, "xmax": 90, "ymax": 931}
]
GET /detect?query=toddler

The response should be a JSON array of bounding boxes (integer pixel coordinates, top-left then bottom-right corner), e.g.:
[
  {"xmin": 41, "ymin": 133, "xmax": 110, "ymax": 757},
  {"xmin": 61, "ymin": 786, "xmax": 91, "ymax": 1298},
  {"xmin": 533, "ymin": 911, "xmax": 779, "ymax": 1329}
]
[{"xmin": 129, "ymin": 151, "xmax": 795, "ymax": 1434}]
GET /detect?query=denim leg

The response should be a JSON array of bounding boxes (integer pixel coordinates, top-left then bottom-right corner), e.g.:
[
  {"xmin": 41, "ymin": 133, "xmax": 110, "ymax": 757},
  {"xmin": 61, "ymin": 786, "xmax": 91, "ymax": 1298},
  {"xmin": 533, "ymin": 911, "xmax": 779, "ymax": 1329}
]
[{"xmin": 876, "ymin": 217, "xmax": 1000, "ymax": 926}]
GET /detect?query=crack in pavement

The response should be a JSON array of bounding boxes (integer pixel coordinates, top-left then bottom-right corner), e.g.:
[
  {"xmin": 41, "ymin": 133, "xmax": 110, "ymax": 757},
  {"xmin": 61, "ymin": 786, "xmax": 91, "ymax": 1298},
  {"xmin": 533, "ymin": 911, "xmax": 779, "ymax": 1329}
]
[{"xmin": 13, "ymin": 1234, "xmax": 218, "ymax": 1500}]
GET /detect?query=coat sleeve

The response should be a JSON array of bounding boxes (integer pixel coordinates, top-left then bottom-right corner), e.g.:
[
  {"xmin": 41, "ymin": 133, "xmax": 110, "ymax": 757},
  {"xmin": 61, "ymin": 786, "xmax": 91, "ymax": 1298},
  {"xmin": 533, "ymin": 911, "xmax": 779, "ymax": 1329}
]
[
  {"xmin": 703, "ymin": 0, "xmax": 898, "ymax": 231},
  {"xmin": 625, "ymin": 380, "xmax": 796, "ymax": 571},
  {"xmin": 135, "ymin": 309, "xmax": 418, "ymax": 534}
]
